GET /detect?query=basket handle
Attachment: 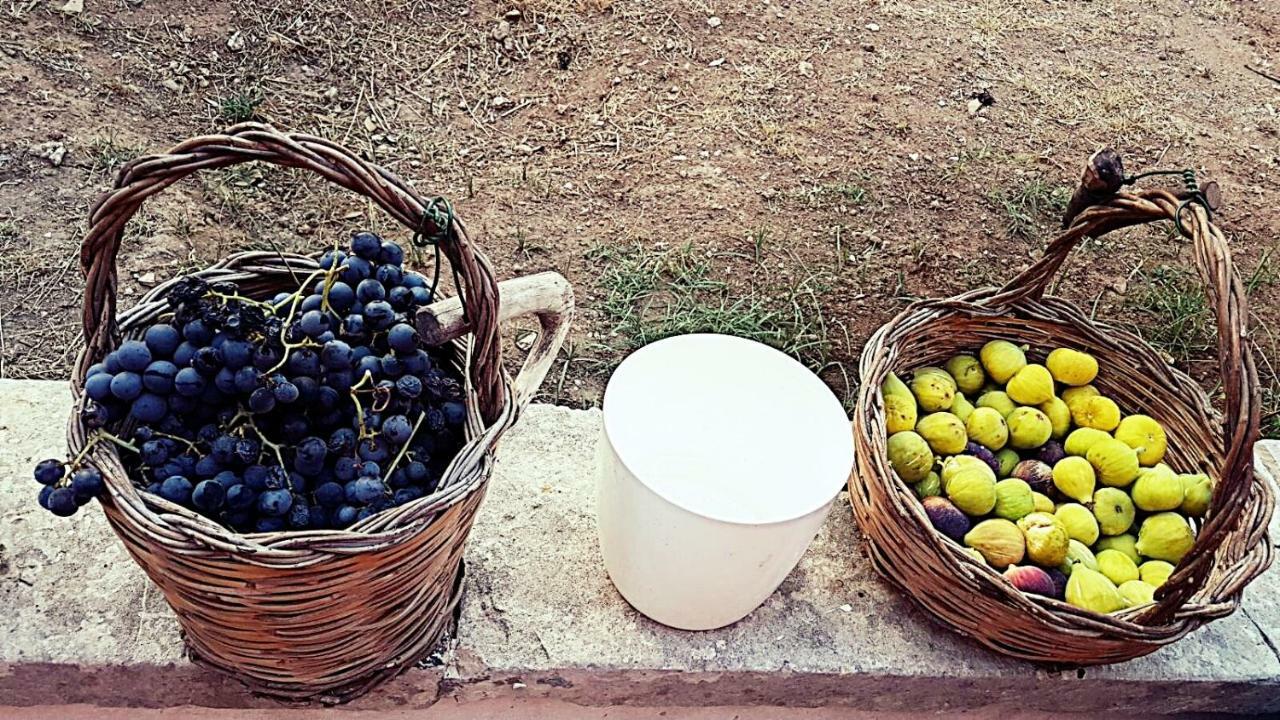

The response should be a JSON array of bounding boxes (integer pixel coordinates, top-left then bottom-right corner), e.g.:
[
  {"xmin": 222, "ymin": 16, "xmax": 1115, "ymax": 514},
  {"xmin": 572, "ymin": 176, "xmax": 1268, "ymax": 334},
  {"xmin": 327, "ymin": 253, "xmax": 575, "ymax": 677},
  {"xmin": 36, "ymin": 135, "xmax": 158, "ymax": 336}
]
[
  {"xmin": 79, "ymin": 123, "xmax": 506, "ymax": 425},
  {"xmin": 991, "ymin": 150, "xmax": 1262, "ymax": 623},
  {"xmin": 416, "ymin": 271, "xmax": 574, "ymax": 409}
]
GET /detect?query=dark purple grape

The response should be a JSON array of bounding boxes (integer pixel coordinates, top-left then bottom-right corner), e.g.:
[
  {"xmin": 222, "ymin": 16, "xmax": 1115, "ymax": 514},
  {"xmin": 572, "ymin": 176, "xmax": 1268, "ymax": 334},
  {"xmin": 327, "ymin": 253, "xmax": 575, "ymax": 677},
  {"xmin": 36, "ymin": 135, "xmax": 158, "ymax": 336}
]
[
  {"xmin": 70, "ymin": 467, "xmax": 104, "ymax": 497},
  {"xmin": 326, "ymin": 281, "xmax": 355, "ymax": 311},
  {"xmin": 334, "ymin": 505, "xmax": 359, "ymax": 527},
  {"xmin": 340, "ymin": 256, "xmax": 372, "ymax": 284},
  {"xmin": 355, "ymin": 355, "xmax": 381, "ymax": 381},
  {"xmin": 191, "ymin": 346, "xmax": 222, "ymax": 375},
  {"xmin": 192, "ymin": 479, "xmax": 226, "ymax": 511},
  {"xmin": 174, "ymin": 367, "xmax": 205, "ymax": 396},
  {"xmin": 387, "ymin": 323, "xmax": 418, "ymax": 353},
  {"xmin": 405, "ymin": 460, "xmax": 430, "ymax": 484},
  {"xmin": 409, "ymin": 287, "xmax": 432, "ymax": 306},
  {"xmin": 395, "ymin": 375, "xmax": 423, "ymax": 398},
  {"xmin": 257, "ymin": 489, "xmax": 293, "ymax": 516},
  {"xmin": 387, "ymin": 285, "xmax": 414, "ymax": 310},
  {"xmin": 393, "ymin": 486, "xmax": 423, "ymax": 505},
  {"xmin": 109, "ymin": 372, "xmax": 143, "ymax": 401},
  {"xmin": 195, "ymin": 455, "xmax": 222, "ymax": 478},
  {"xmin": 273, "ymin": 380, "xmax": 299, "ymax": 403},
  {"xmin": 346, "ymin": 476, "xmax": 386, "ymax": 504},
  {"xmin": 142, "ymin": 361, "xmax": 178, "ymax": 393},
  {"xmin": 321, "ymin": 340, "xmax": 353, "ymax": 370},
  {"xmin": 363, "ymin": 301, "xmax": 395, "ymax": 330},
  {"xmin": 375, "ymin": 264, "xmax": 402, "ymax": 286},
  {"xmin": 300, "ymin": 294, "xmax": 324, "ymax": 313},
  {"xmin": 183, "ymin": 319, "xmax": 214, "ymax": 345},
  {"xmin": 140, "ymin": 440, "xmax": 169, "ymax": 466},
  {"xmin": 255, "ymin": 517, "xmax": 287, "ymax": 532},
  {"xmin": 116, "ymin": 340, "xmax": 152, "ymax": 372},
  {"xmin": 34, "ymin": 459, "xmax": 65, "ymax": 486},
  {"xmin": 226, "ymin": 484, "xmax": 256, "ymax": 510},
  {"xmin": 379, "ymin": 241, "xmax": 404, "ymax": 266},
  {"xmin": 248, "ymin": 387, "xmax": 276, "ymax": 413},
  {"xmin": 234, "ymin": 366, "xmax": 259, "ymax": 394},
  {"xmin": 221, "ymin": 339, "xmax": 254, "ymax": 370},
  {"xmin": 441, "ymin": 401, "xmax": 466, "ymax": 427},
  {"xmin": 299, "ymin": 310, "xmax": 330, "ymax": 338},
  {"xmin": 144, "ymin": 324, "xmax": 182, "ymax": 357},
  {"xmin": 173, "ymin": 341, "xmax": 199, "ymax": 367},
  {"xmin": 288, "ymin": 348, "xmax": 321, "ymax": 377},
  {"xmin": 159, "ymin": 476, "xmax": 193, "ymax": 504},
  {"xmin": 214, "ymin": 367, "xmax": 238, "ymax": 394},
  {"xmin": 85, "ymin": 372, "xmax": 114, "ymax": 402},
  {"xmin": 351, "ymin": 231, "xmax": 383, "ymax": 260},
  {"xmin": 382, "ymin": 414, "xmax": 413, "ymax": 444},
  {"xmin": 131, "ymin": 394, "xmax": 168, "ymax": 424},
  {"xmin": 46, "ymin": 487, "xmax": 78, "ymax": 516}
]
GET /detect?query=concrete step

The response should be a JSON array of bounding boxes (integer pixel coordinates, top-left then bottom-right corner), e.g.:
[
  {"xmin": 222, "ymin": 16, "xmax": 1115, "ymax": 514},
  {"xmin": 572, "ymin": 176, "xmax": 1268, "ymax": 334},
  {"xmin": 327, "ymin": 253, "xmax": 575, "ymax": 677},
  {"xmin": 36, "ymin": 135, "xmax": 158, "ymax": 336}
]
[{"xmin": 1, "ymin": 379, "xmax": 1277, "ymax": 715}]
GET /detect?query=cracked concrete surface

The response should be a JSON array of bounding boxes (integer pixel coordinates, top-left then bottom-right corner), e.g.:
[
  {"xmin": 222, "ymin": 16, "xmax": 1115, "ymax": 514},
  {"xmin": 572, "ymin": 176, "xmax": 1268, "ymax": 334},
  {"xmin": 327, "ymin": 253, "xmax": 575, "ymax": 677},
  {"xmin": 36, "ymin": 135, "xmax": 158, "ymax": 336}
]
[{"xmin": 1, "ymin": 380, "xmax": 1277, "ymax": 714}]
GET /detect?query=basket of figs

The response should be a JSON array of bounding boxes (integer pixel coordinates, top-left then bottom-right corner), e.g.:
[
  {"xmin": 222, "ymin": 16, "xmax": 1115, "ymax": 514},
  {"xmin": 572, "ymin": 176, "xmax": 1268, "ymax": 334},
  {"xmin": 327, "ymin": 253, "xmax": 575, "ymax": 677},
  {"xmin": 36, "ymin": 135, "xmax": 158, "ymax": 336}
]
[
  {"xmin": 849, "ymin": 149, "xmax": 1274, "ymax": 664},
  {"xmin": 30, "ymin": 124, "xmax": 572, "ymax": 700}
]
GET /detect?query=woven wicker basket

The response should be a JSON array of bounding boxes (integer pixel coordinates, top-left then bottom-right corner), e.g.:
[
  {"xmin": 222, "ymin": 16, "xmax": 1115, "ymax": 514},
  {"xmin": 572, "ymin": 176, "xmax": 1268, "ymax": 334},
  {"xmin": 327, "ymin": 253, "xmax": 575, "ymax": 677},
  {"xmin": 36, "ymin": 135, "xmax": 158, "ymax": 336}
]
[
  {"xmin": 849, "ymin": 151, "xmax": 1274, "ymax": 664},
  {"xmin": 67, "ymin": 124, "xmax": 572, "ymax": 701}
]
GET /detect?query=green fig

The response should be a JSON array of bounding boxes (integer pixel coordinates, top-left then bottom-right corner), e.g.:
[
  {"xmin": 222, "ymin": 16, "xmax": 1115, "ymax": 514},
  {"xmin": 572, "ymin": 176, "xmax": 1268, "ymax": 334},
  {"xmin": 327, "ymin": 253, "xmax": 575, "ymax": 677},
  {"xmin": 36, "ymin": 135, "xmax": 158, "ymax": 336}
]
[
  {"xmin": 964, "ymin": 518, "xmax": 1026, "ymax": 568},
  {"xmin": 1096, "ymin": 548, "xmax": 1139, "ymax": 585},
  {"xmin": 965, "ymin": 406, "xmax": 1009, "ymax": 450},
  {"xmin": 1095, "ymin": 533, "xmax": 1140, "ymax": 564},
  {"xmin": 945, "ymin": 354, "xmax": 986, "ymax": 395},
  {"xmin": 917, "ymin": 412, "xmax": 968, "ymax": 455},
  {"xmin": 1092, "ymin": 487, "xmax": 1135, "ymax": 536},
  {"xmin": 993, "ymin": 478, "xmax": 1035, "ymax": 521},
  {"xmin": 1017, "ymin": 511, "xmax": 1069, "ymax": 567},
  {"xmin": 1131, "ymin": 463, "xmax": 1183, "ymax": 511},
  {"xmin": 1135, "ymin": 512, "xmax": 1195, "ymax": 564},
  {"xmin": 887, "ymin": 431, "xmax": 933, "ymax": 483},
  {"xmin": 911, "ymin": 368, "xmax": 956, "ymax": 412},
  {"xmin": 1066, "ymin": 566, "xmax": 1126, "ymax": 614},
  {"xmin": 1180, "ymin": 473, "xmax": 1213, "ymax": 517}
]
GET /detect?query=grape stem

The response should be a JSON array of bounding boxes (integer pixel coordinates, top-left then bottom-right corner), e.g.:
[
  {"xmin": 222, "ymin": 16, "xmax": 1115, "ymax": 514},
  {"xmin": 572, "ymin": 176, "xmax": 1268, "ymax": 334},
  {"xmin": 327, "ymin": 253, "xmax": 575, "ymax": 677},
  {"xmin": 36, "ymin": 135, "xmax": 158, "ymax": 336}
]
[
  {"xmin": 265, "ymin": 267, "xmax": 330, "ymax": 375},
  {"xmin": 72, "ymin": 429, "xmax": 140, "ymax": 466},
  {"xmin": 383, "ymin": 411, "xmax": 427, "ymax": 484},
  {"xmin": 247, "ymin": 423, "xmax": 287, "ymax": 471},
  {"xmin": 350, "ymin": 370, "xmax": 376, "ymax": 439},
  {"xmin": 151, "ymin": 431, "xmax": 199, "ymax": 454},
  {"xmin": 209, "ymin": 290, "xmax": 275, "ymax": 311}
]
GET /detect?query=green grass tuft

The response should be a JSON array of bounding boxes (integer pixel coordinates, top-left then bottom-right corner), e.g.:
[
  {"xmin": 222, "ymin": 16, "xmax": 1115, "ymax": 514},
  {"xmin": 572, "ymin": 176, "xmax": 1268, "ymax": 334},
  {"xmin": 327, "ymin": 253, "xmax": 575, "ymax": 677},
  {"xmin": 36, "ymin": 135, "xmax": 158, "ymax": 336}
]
[
  {"xmin": 988, "ymin": 178, "xmax": 1070, "ymax": 239},
  {"xmin": 587, "ymin": 243, "xmax": 836, "ymax": 370},
  {"xmin": 218, "ymin": 93, "xmax": 264, "ymax": 124}
]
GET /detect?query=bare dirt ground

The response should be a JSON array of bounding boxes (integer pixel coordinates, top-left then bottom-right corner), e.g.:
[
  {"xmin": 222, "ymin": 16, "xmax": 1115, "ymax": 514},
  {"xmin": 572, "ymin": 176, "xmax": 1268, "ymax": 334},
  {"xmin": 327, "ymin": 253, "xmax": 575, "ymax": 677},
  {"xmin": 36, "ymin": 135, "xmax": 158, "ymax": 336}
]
[{"xmin": 0, "ymin": 0, "xmax": 1277, "ymax": 435}]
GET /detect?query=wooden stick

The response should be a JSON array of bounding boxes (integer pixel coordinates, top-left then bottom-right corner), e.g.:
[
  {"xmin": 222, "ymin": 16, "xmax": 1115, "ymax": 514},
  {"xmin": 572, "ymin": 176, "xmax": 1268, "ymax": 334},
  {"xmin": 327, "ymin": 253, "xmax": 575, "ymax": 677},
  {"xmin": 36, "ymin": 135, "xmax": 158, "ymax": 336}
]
[
  {"xmin": 1061, "ymin": 148, "xmax": 1125, "ymax": 227},
  {"xmin": 415, "ymin": 271, "xmax": 573, "ymax": 346}
]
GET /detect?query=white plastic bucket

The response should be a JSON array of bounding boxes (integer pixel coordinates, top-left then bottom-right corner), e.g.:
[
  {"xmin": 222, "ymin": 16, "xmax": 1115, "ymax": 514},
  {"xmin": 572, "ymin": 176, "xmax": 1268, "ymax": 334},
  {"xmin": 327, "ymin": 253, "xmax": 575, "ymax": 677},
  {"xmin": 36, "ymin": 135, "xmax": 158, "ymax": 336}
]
[{"xmin": 597, "ymin": 334, "xmax": 854, "ymax": 630}]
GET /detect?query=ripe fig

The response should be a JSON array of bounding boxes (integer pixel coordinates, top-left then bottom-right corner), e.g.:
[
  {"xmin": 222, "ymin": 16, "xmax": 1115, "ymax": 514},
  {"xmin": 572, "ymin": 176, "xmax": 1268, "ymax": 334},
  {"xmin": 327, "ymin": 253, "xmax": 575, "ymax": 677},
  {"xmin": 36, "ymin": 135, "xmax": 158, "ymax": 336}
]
[
  {"xmin": 1004, "ymin": 564, "xmax": 1056, "ymax": 597},
  {"xmin": 1012, "ymin": 459, "xmax": 1054, "ymax": 495},
  {"xmin": 923, "ymin": 496, "xmax": 970, "ymax": 541}
]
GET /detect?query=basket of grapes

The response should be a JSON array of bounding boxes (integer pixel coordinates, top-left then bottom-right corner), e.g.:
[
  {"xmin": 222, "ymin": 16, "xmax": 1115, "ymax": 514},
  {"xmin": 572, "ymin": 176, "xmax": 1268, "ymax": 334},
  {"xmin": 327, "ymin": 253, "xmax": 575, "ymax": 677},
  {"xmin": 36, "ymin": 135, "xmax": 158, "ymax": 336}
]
[
  {"xmin": 849, "ymin": 150, "xmax": 1274, "ymax": 664},
  {"xmin": 32, "ymin": 124, "xmax": 572, "ymax": 700}
]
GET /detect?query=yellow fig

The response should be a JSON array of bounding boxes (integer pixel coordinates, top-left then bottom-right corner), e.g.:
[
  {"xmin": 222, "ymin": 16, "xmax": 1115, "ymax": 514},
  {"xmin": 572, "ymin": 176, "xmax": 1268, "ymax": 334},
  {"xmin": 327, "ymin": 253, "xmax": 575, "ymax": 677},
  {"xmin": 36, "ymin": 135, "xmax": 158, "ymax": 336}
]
[
  {"xmin": 976, "ymin": 390, "xmax": 1018, "ymax": 418},
  {"xmin": 964, "ymin": 518, "xmax": 1026, "ymax": 568},
  {"xmin": 1007, "ymin": 407, "xmax": 1053, "ymax": 449},
  {"xmin": 1066, "ymin": 566, "xmax": 1127, "ymax": 614},
  {"xmin": 1135, "ymin": 512, "xmax": 1196, "ymax": 564},
  {"xmin": 1140, "ymin": 560, "xmax": 1176, "ymax": 588},
  {"xmin": 1060, "ymin": 539, "xmax": 1099, "ymax": 576},
  {"xmin": 1063, "ymin": 427, "xmax": 1111, "ymax": 457},
  {"xmin": 1061, "ymin": 384, "xmax": 1100, "ymax": 414},
  {"xmin": 1114, "ymin": 414, "xmax": 1168, "ymax": 466},
  {"xmin": 910, "ymin": 368, "xmax": 957, "ymax": 412},
  {"xmin": 980, "ymin": 340, "xmax": 1027, "ymax": 384},
  {"xmin": 994, "ymin": 478, "xmax": 1035, "ymax": 521},
  {"xmin": 945, "ymin": 354, "xmax": 986, "ymax": 395},
  {"xmin": 1052, "ymin": 456, "xmax": 1096, "ymax": 503},
  {"xmin": 1096, "ymin": 548, "xmax": 1140, "ymax": 585},
  {"xmin": 1179, "ymin": 473, "xmax": 1213, "ymax": 518},
  {"xmin": 1087, "ymin": 438, "xmax": 1140, "ymax": 487},
  {"xmin": 1039, "ymin": 396, "xmax": 1072, "ymax": 439},
  {"xmin": 1073, "ymin": 395, "xmax": 1121, "ymax": 431},
  {"xmin": 887, "ymin": 431, "xmax": 934, "ymax": 483},
  {"xmin": 912, "ymin": 471, "xmax": 943, "ymax": 499},
  {"xmin": 1131, "ymin": 463, "xmax": 1184, "ymax": 512},
  {"xmin": 965, "ymin": 406, "xmax": 1009, "ymax": 451},
  {"xmin": 1118, "ymin": 579, "xmax": 1156, "ymax": 607},
  {"xmin": 1054, "ymin": 502, "xmax": 1100, "ymax": 545},
  {"xmin": 1046, "ymin": 348, "xmax": 1099, "ymax": 386},
  {"xmin": 884, "ymin": 394, "xmax": 918, "ymax": 434},
  {"xmin": 1031, "ymin": 491, "xmax": 1055, "ymax": 514},
  {"xmin": 950, "ymin": 392, "xmax": 975, "ymax": 422},
  {"xmin": 996, "ymin": 448, "xmax": 1020, "ymax": 478},
  {"xmin": 941, "ymin": 454, "xmax": 995, "ymax": 486},
  {"xmin": 1095, "ymin": 534, "xmax": 1140, "ymax": 564},
  {"xmin": 916, "ymin": 412, "xmax": 968, "ymax": 455},
  {"xmin": 1017, "ymin": 511, "xmax": 1070, "ymax": 567},
  {"xmin": 946, "ymin": 468, "xmax": 998, "ymax": 516},
  {"xmin": 1092, "ymin": 487, "xmax": 1136, "ymax": 536},
  {"xmin": 1007, "ymin": 364, "xmax": 1055, "ymax": 405}
]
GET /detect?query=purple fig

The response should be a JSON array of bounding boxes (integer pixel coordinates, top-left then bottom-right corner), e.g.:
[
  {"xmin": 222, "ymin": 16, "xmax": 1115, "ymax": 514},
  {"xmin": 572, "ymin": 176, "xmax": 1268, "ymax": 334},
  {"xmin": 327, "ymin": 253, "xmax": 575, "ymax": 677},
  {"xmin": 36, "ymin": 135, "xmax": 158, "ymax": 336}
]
[
  {"xmin": 1012, "ymin": 459, "xmax": 1054, "ymax": 495},
  {"xmin": 1037, "ymin": 440, "xmax": 1066, "ymax": 467},
  {"xmin": 1046, "ymin": 568, "xmax": 1069, "ymax": 600},
  {"xmin": 964, "ymin": 441, "xmax": 1001, "ymax": 477},
  {"xmin": 922, "ymin": 496, "xmax": 971, "ymax": 542},
  {"xmin": 1004, "ymin": 564, "xmax": 1056, "ymax": 597}
]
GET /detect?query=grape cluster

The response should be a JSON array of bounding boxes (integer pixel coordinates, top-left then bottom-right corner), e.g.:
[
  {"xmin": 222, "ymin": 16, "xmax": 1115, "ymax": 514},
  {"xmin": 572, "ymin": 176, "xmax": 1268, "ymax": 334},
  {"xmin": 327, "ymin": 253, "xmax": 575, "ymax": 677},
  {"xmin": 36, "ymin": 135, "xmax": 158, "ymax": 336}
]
[{"xmin": 33, "ymin": 232, "xmax": 467, "ymax": 533}]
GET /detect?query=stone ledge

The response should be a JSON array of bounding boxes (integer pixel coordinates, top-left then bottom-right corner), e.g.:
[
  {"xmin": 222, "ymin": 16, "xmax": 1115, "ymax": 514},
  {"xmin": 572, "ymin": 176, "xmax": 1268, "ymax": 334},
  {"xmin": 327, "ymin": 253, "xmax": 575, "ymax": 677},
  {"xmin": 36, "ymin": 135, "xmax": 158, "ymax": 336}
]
[{"xmin": 1, "ymin": 379, "xmax": 1277, "ymax": 715}]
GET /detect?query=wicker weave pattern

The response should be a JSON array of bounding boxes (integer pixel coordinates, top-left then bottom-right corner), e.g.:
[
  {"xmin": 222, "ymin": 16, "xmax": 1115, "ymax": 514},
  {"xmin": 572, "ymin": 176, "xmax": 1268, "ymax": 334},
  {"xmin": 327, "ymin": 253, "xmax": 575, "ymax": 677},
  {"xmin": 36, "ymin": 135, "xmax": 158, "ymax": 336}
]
[
  {"xmin": 66, "ymin": 125, "xmax": 570, "ymax": 700},
  {"xmin": 850, "ymin": 186, "xmax": 1274, "ymax": 663}
]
